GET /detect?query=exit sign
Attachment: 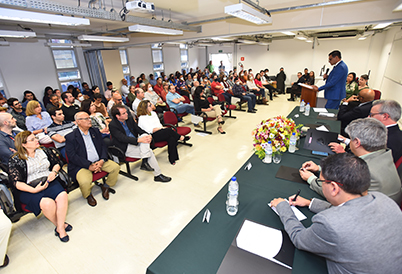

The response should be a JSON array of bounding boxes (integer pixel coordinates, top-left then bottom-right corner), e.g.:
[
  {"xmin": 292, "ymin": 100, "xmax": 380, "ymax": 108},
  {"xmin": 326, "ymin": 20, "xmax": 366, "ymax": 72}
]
[{"xmin": 218, "ymin": 50, "xmax": 223, "ymax": 53}]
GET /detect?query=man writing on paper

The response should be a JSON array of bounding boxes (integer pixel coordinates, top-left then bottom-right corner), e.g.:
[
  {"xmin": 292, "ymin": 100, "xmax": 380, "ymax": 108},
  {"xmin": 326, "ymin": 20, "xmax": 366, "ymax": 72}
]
[
  {"xmin": 312, "ymin": 50, "xmax": 348, "ymax": 109},
  {"xmin": 270, "ymin": 153, "xmax": 402, "ymax": 274}
]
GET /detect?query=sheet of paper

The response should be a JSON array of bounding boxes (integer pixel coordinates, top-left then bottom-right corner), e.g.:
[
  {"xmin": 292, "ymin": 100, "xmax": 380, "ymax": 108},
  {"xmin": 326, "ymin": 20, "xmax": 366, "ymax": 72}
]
[
  {"xmin": 202, "ymin": 209, "xmax": 211, "ymax": 223},
  {"xmin": 316, "ymin": 125, "xmax": 329, "ymax": 132},
  {"xmin": 268, "ymin": 201, "xmax": 307, "ymax": 221},
  {"xmin": 236, "ymin": 220, "xmax": 291, "ymax": 269},
  {"xmin": 298, "ymin": 83, "xmax": 313, "ymax": 89},
  {"xmin": 319, "ymin": 112, "xmax": 335, "ymax": 117},
  {"xmin": 313, "ymin": 108, "xmax": 327, "ymax": 113}
]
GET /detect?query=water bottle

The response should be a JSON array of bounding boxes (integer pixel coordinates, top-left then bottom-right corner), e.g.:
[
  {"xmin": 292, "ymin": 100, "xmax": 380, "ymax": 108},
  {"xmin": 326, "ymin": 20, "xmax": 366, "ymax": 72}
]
[
  {"xmin": 226, "ymin": 177, "xmax": 239, "ymax": 216},
  {"xmin": 289, "ymin": 132, "xmax": 297, "ymax": 153},
  {"xmin": 263, "ymin": 141, "xmax": 273, "ymax": 163},
  {"xmin": 300, "ymin": 100, "xmax": 306, "ymax": 112},
  {"xmin": 305, "ymin": 103, "xmax": 310, "ymax": 116}
]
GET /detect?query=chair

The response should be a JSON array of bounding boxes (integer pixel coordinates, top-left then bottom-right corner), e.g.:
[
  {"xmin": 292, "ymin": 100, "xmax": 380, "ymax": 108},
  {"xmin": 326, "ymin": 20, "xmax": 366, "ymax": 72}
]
[
  {"xmin": 373, "ymin": 90, "xmax": 381, "ymax": 100},
  {"xmin": 193, "ymin": 97, "xmax": 216, "ymax": 135},
  {"xmin": 231, "ymin": 96, "xmax": 247, "ymax": 112},
  {"xmin": 169, "ymin": 95, "xmax": 191, "ymax": 122},
  {"xmin": 41, "ymin": 142, "xmax": 55, "ymax": 148},
  {"xmin": 107, "ymin": 146, "xmax": 140, "ymax": 181},
  {"xmin": 217, "ymin": 93, "xmax": 237, "ymax": 119},
  {"xmin": 163, "ymin": 111, "xmax": 193, "ymax": 147}
]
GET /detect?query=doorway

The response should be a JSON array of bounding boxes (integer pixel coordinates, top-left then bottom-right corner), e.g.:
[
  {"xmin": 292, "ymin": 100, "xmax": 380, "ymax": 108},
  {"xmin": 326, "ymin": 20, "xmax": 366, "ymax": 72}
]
[{"xmin": 209, "ymin": 53, "xmax": 233, "ymax": 74}]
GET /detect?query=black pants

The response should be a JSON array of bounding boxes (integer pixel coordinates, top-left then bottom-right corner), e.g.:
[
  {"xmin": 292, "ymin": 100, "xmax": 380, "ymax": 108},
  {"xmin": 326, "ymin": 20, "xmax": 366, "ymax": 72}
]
[
  {"xmin": 262, "ymin": 84, "xmax": 277, "ymax": 100},
  {"xmin": 152, "ymin": 128, "xmax": 180, "ymax": 164}
]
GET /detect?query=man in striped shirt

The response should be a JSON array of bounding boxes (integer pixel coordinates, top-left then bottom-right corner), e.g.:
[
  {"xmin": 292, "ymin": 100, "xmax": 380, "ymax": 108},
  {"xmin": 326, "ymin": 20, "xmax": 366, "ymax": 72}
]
[{"xmin": 47, "ymin": 107, "xmax": 76, "ymax": 158}]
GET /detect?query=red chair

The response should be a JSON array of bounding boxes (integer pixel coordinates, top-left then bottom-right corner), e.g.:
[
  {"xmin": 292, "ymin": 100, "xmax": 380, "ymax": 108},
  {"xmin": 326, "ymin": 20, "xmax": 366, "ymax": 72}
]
[
  {"xmin": 169, "ymin": 95, "xmax": 192, "ymax": 122},
  {"xmin": 41, "ymin": 142, "xmax": 55, "ymax": 148},
  {"xmin": 107, "ymin": 146, "xmax": 140, "ymax": 181},
  {"xmin": 163, "ymin": 111, "xmax": 192, "ymax": 147},
  {"xmin": 373, "ymin": 90, "xmax": 381, "ymax": 100},
  {"xmin": 193, "ymin": 97, "xmax": 216, "ymax": 135},
  {"xmin": 217, "ymin": 93, "xmax": 237, "ymax": 119}
]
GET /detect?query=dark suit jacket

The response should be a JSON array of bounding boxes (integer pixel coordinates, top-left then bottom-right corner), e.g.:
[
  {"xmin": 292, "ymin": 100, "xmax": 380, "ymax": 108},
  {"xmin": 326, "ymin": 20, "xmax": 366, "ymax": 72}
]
[
  {"xmin": 65, "ymin": 127, "xmax": 108, "ymax": 181},
  {"xmin": 318, "ymin": 60, "xmax": 348, "ymax": 100},
  {"xmin": 337, "ymin": 101, "xmax": 373, "ymax": 135},
  {"xmin": 109, "ymin": 118, "xmax": 147, "ymax": 153},
  {"xmin": 387, "ymin": 124, "xmax": 402, "ymax": 163}
]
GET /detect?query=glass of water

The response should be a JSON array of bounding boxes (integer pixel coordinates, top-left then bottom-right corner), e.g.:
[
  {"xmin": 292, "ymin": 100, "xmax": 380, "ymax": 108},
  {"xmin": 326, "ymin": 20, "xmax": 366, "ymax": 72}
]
[{"xmin": 273, "ymin": 154, "xmax": 281, "ymax": 164}]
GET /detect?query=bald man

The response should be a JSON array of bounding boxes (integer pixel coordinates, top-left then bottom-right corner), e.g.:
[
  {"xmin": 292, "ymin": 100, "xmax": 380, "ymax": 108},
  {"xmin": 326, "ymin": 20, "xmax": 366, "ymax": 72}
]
[{"xmin": 337, "ymin": 88, "xmax": 375, "ymax": 136}]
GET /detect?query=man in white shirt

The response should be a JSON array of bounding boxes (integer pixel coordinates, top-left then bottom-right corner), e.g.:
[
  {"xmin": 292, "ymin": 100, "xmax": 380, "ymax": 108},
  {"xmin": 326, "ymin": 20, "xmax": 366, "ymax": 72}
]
[
  {"xmin": 120, "ymin": 79, "xmax": 129, "ymax": 99},
  {"xmin": 132, "ymin": 88, "xmax": 145, "ymax": 116}
]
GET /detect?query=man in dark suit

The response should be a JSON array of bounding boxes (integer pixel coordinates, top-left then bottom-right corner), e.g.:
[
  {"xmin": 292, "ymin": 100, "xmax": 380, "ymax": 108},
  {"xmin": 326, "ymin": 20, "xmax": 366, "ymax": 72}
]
[
  {"xmin": 109, "ymin": 104, "xmax": 171, "ymax": 183},
  {"xmin": 370, "ymin": 99, "xmax": 402, "ymax": 163},
  {"xmin": 65, "ymin": 111, "xmax": 120, "ymax": 207},
  {"xmin": 287, "ymin": 72, "xmax": 304, "ymax": 101},
  {"xmin": 312, "ymin": 50, "xmax": 348, "ymax": 109},
  {"xmin": 337, "ymin": 88, "xmax": 375, "ymax": 135},
  {"xmin": 270, "ymin": 153, "xmax": 402, "ymax": 274}
]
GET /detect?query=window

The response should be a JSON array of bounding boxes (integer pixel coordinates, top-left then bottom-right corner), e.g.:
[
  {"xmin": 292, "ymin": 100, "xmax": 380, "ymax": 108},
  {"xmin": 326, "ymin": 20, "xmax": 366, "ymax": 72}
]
[
  {"xmin": 120, "ymin": 49, "xmax": 130, "ymax": 82},
  {"xmin": 180, "ymin": 44, "xmax": 189, "ymax": 72},
  {"xmin": 151, "ymin": 44, "xmax": 164, "ymax": 77},
  {"xmin": 0, "ymin": 73, "xmax": 7, "ymax": 100},
  {"xmin": 51, "ymin": 41, "xmax": 82, "ymax": 91}
]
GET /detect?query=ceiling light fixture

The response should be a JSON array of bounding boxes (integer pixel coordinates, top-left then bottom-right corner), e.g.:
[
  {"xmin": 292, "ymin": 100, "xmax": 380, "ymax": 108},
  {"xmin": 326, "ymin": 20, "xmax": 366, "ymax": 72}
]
[
  {"xmin": 295, "ymin": 34, "xmax": 307, "ymax": 40},
  {"xmin": 372, "ymin": 22, "xmax": 393, "ymax": 29},
  {"xmin": 0, "ymin": 30, "xmax": 36, "ymax": 38},
  {"xmin": 0, "ymin": 7, "xmax": 90, "ymax": 26},
  {"xmin": 238, "ymin": 39, "xmax": 256, "ymax": 44},
  {"xmin": 224, "ymin": 3, "xmax": 272, "ymax": 25},
  {"xmin": 78, "ymin": 35, "xmax": 129, "ymax": 42},
  {"xmin": 281, "ymin": 31, "xmax": 295, "ymax": 36},
  {"xmin": 393, "ymin": 2, "xmax": 402, "ymax": 11},
  {"xmin": 128, "ymin": 24, "xmax": 183, "ymax": 35}
]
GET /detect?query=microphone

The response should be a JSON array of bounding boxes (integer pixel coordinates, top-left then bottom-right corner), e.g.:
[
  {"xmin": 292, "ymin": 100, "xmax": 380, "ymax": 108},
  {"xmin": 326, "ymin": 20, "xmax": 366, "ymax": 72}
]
[{"xmin": 325, "ymin": 68, "xmax": 329, "ymax": 75}]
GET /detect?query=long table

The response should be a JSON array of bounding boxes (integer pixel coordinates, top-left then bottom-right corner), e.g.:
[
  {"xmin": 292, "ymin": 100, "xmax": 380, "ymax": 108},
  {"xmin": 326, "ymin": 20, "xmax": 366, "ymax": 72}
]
[{"xmin": 147, "ymin": 107, "xmax": 340, "ymax": 274}]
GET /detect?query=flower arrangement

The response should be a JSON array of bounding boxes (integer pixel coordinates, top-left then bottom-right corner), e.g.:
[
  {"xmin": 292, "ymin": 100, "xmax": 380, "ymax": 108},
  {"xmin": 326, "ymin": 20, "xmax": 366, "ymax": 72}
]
[{"xmin": 252, "ymin": 116, "xmax": 302, "ymax": 159}]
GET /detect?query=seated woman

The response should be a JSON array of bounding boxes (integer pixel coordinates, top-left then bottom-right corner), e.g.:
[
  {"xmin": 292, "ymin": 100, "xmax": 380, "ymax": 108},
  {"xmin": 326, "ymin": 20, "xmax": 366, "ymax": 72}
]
[
  {"xmin": 42, "ymin": 86, "xmax": 53, "ymax": 108},
  {"xmin": 193, "ymin": 86, "xmax": 226, "ymax": 134},
  {"xmin": 345, "ymin": 72, "xmax": 359, "ymax": 99},
  {"xmin": 22, "ymin": 90, "xmax": 45, "ymax": 109},
  {"xmin": 143, "ymin": 83, "xmax": 168, "ymax": 113},
  {"xmin": 25, "ymin": 100, "xmax": 53, "ymax": 144},
  {"xmin": 8, "ymin": 131, "xmax": 71, "ymax": 242},
  {"xmin": 306, "ymin": 71, "xmax": 315, "ymax": 85},
  {"xmin": 127, "ymin": 85, "xmax": 136, "ymax": 106},
  {"xmin": 80, "ymin": 99, "xmax": 111, "ymax": 147},
  {"xmin": 92, "ymin": 85, "xmax": 108, "ymax": 106},
  {"xmin": 358, "ymin": 74, "xmax": 370, "ymax": 92},
  {"xmin": 137, "ymin": 100, "xmax": 189, "ymax": 165},
  {"xmin": 254, "ymin": 73, "xmax": 272, "ymax": 101},
  {"xmin": 247, "ymin": 74, "xmax": 268, "ymax": 104}
]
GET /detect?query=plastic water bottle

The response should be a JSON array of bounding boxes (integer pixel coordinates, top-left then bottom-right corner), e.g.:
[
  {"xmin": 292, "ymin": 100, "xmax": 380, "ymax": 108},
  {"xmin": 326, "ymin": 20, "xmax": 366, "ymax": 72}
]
[
  {"xmin": 263, "ymin": 141, "xmax": 273, "ymax": 163},
  {"xmin": 289, "ymin": 132, "xmax": 297, "ymax": 153},
  {"xmin": 226, "ymin": 177, "xmax": 239, "ymax": 216},
  {"xmin": 305, "ymin": 103, "xmax": 310, "ymax": 116},
  {"xmin": 300, "ymin": 100, "xmax": 306, "ymax": 112}
]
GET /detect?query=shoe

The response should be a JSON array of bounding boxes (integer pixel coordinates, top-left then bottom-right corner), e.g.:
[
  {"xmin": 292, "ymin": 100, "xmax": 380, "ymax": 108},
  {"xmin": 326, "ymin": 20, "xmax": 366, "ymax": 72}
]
[
  {"xmin": 218, "ymin": 120, "xmax": 225, "ymax": 125},
  {"xmin": 253, "ymin": 108, "xmax": 258, "ymax": 111},
  {"xmin": 101, "ymin": 185, "xmax": 109, "ymax": 200},
  {"xmin": 183, "ymin": 136, "xmax": 191, "ymax": 141},
  {"xmin": 54, "ymin": 228, "xmax": 69, "ymax": 243},
  {"xmin": 217, "ymin": 127, "xmax": 226, "ymax": 134},
  {"xmin": 140, "ymin": 162, "xmax": 154, "ymax": 171},
  {"xmin": 86, "ymin": 194, "xmax": 97, "ymax": 207},
  {"xmin": 0, "ymin": 255, "xmax": 9, "ymax": 268},
  {"xmin": 154, "ymin": 174, "xmax": 172, "ymax": 183},
  {"xmin": 247, "ymin": 110, "xmax": 256, "ymax": 113},
  {"xmin": 194, "ymin": 123, "xmax": 202, "ymax": 128},
  {"xmin": 287, "ymin": 98, "xmax": 295, "ymax": 101},
  {"xmin": 65, "ymin": 222, "xmax": 73, "ymax": 232}
]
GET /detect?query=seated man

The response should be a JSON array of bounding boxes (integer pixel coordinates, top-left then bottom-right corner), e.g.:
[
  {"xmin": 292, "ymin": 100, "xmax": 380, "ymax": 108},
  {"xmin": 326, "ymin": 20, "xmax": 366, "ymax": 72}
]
[
  {"xmin": 232, "ymin": 77, "xmax": 257, "ymax": 113},
  {"xmin": 46, "ymin": 94, "xmax": 61, "ymax": 112},
  {"xmin": 337, "ymin": 88, "xmax": 375, "ymax": 135},
  {"xmin": 132, "ymin": 88, "xmax": 144, "ymax": 117},
  {"xmin": 65, "ymin": 112, "xmax": 120, "ymax": 207},
  {"xmin": 109, "ymin": 105, "xmax": 171, "ymax": 183},
  {"xmin": 60, "ymin": 92, "xmax": 80, "ymax": 122},
  {"xmin": 300, "ymin": 118, "xmax": 402, "ymax": 204},
  {"xmin": 107, "ymin": 90, "xmax": 122, "ymax": 113},
  {"xmin": 153, "ymin": 77, "xmax": 164, "ymax": 99},
  {"xmin": 7, "ymin": 98, "xmax": 26, "ymax": 130},
  {"xmin": 166, "ymin": 84, "xmax": 195, "ymax": 115},
  {"xmin": 270, "ymin": 153, "xmax": 402, "ymax": 274},
  {"xmin": 287, "ymin": 72, "xmax": 303, "ymax": 101},
  {"xmin": 47, "ymin": 107, "xmax": 77, "ymax": 158},
  {"xmin": 0, "ymin": 113, "xmax": 18, "ymax": 165}
]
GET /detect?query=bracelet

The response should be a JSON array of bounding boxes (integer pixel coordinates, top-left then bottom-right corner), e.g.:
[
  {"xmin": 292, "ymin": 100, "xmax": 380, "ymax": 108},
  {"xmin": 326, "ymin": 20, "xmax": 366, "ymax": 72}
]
[{"xmin": 52, "ymin": 170, "xmax": 59, "ymax": 175}]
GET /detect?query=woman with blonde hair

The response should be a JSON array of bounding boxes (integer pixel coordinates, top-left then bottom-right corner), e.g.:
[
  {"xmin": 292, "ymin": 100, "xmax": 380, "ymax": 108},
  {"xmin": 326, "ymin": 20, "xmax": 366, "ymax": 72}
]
[
  {"xmin": 137, "ymin": 100, "xmax": 189, "ymax": 165},
  {"xmin": 25, "ymin": 100, "xmax": 53, "ymax": 144},
  {"xmin": 8, "ymin": 131, "xmax": 71, "ymax": 242}
]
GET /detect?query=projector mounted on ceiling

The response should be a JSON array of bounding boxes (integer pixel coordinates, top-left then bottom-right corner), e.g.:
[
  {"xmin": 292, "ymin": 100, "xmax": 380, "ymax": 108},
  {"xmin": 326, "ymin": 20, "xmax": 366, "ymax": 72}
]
[{"xmin": 126, "ymin": 1, "xmax": 155, "ymax": 12}]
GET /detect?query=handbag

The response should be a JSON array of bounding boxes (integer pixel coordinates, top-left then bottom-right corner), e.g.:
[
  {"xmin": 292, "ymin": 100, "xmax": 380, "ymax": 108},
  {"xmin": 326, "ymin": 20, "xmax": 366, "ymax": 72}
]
[{"xmin": 29, "ymin": 176, "xmax": 48, "ymax": 188}]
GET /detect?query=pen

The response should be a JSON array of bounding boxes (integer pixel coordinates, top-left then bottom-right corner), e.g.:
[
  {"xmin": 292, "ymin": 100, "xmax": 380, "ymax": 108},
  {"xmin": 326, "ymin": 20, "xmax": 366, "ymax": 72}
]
[{"xmin": 293, "ymin": 189, "xmax": 301, "ymax": 201}]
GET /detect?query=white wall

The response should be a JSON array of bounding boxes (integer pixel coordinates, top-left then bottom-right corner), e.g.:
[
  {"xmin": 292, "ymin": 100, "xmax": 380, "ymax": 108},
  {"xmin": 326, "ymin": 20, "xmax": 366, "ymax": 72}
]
[{"xmin": 127, "ymin": 46, "xmax": 153, "ymax": 79}]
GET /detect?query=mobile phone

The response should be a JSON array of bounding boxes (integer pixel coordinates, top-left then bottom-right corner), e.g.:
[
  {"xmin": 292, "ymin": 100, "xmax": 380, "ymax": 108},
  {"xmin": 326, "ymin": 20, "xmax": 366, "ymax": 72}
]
[
  {"xmin": 312, "ymin": 150, "xmax": 329, "ymax": 156},
  {"xmin": 40, "ymin": 179, "xmax": 47, "ymax": 186}
]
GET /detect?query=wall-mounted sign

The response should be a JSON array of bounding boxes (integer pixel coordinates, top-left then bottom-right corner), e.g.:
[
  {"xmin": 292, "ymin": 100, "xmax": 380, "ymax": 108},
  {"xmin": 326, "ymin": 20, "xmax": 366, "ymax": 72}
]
[{"xmin": 240, "ymin": 57, "xmax": 245, "ymax": 61}]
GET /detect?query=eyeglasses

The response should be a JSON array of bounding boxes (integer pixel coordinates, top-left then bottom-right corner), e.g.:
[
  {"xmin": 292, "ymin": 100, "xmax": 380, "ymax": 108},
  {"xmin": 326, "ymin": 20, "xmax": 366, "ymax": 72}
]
[
  {"xmin": 369, "ymin": 112, "xmax": 385, "ymax": 117},
  {"xmin": 26, "ymin": 136, "xmax": 39, "ymax": 142},
  {"xmin": 77, "ymin": 117, "xmax": 91, "ymax": 121},
  {"xmin": 316, "ymin": 179, "xmax": 343, "ymax": 187}
]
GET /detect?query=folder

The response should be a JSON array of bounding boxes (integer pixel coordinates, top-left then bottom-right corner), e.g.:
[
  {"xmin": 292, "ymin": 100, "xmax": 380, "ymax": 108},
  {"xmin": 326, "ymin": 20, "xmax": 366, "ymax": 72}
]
[{"xmin": 303, "ymin": 129, "xmax": 338, "ymax": 154}]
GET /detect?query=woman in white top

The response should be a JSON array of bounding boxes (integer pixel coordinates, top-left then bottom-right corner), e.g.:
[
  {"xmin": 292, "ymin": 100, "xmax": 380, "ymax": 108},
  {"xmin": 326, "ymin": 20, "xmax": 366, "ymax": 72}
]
[
  {"xmin": 143, "ymin": 83, "xmax": 168, "ymax": 113},
  {"xmin": 137, "ymin": 100, "xmax": 189, "ymax": 165},
  {"xmin": 246, "ymin": 74, "xmax": 268, "ymax": 104}
]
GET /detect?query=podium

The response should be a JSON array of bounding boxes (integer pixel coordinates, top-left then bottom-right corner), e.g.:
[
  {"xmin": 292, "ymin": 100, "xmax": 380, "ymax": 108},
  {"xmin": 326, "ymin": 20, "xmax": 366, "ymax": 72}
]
[{"xmin": 299, "ymin": 83, "xmax": 317, "ymax": 107}]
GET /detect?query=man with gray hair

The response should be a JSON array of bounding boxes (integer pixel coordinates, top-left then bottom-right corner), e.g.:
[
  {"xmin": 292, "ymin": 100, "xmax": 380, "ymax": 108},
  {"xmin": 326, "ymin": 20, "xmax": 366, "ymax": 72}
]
[
  {"xmin": 369, "ymin": 99, "xmax": 402, "ymax": 163},
  {"xmin": 300, "ymin": 118, "xmax": 402, "ymax": 204}
]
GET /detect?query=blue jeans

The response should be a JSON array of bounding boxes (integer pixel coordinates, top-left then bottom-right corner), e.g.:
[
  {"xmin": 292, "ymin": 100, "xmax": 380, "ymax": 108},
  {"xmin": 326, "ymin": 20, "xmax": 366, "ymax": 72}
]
[
  {"xmin": 59, "ymin": 146, "xmax": 66, "ymax": 159},
  {"xmin": 174, "ymin": 104, "xmax": 195, "ymax": 115},
  {"xmin": 242, "ymin": 94, "xmax": 256, "ymax": 111},
  {"xmin": 325, "ymin": 99, "xmax": 341, "ymax": 110},
  {"xmin": 221, "ymin": 93, "xmax": 232, "ymax": 104}
]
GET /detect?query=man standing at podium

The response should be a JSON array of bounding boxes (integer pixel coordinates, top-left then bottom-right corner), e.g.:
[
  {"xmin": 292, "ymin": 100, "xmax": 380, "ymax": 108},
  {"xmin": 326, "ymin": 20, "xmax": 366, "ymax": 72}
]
[{"xmin": 312, "ymin": 50, "xmax": 348, "ymax": 109}]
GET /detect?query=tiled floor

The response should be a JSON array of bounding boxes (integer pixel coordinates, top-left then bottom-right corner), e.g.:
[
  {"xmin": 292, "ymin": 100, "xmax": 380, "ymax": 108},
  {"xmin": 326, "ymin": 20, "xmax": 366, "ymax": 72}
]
[{"xmin": 3, "ymin": 94, "xmax": 299, "ymax": 274}]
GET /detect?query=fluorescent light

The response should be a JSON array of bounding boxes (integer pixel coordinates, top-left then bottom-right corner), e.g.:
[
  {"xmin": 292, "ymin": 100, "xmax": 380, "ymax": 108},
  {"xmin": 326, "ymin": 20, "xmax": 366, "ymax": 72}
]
[
  {"xmin": 46, "ymin": 42, "xmax": 92, "ymax": 48},
  {"xmin": 78, "ymin": 35, "xmax": 129, "ymax": 42},
  {"xmin": 358, "ymin": 36, "xmax": 367, "ymax": 40},
  {"xmin": 373, "ymin": 22, "xmax": 393, "ymax": 29},
  {"xmin": 128, "ymin": 24, "xmax": 183, "ymax": 35},
  {"xmin": 0, "ymin": 7, "xmax": 90, "ymax": 26},
  {"xmin": 238, "ymin": 39, "xmax": 256, "ymax": 44},
  {"xmin": 224, "ymin": 3, "xmax": 272, "ymax": 25},
  {"xmin": 306, "ymin": 38, "xmax": 314, "ymax": 43},
  {"xmin": 281, "ymin": 31, "xmax": 295, "ymax": 36},
  {"xmin": 393, "ymin": 3, "xmax": 402, "ymax": 11},
  {"xmin": 0, "ymin": 30, "xmax": 36, "ymax": 38},
  {"xmin": 295, "ymin": 35, "xmax": 307, "ymax": 40}
]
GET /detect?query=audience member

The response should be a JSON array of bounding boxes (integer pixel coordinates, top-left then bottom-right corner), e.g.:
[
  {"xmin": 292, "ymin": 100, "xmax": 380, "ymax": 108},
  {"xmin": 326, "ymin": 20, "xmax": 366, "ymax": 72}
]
[
  {"xmin": 144, "ymin": 83, "xmax": 168, "ymax": 114},
  {"xmin": 345, "ymin": 72, "xmax": 358, "ymax": 99},
  {"xmin": 247, "ymin": 74, "xmax": 268, "ymax": 104},
  {"xmin": 65, "ymin": 112, "xmax": 120, "ymax": 207},
  {"xmin": 42, "ymin": 86, "xmax": 53, "ymax": 108},
  {"xmin": 270, "ymin": 153, "xmax": 402, "ymax": 274},
  {"xmin": 120, "ymin": 79, "xmax": 129, "ymax": 99},
  {"xmin": 109, "ymin": 105, "xmax": 171, "ymax": 182},
  {"xmin": 166, "ymin": 84, "xmax": 195, "ymax": 115},
  {"xmin": 211, "ymin": 76, "xmax": 232, "ymax": 104},
  {"xmin": 92, "ymin": 85, "xmax": 107, "ymax": 106},
  {"xmin": 232, "ymin": 77, "xmax": 257, "ymax": 113},
  {"xmin": 25, "ymin": 101, "xmax": 53, "ymax": 144},
  {"xmin": 60, "ymin": 92, "xmax": 80, "ymax": 122},
  {"xmin": 306, "ymin": 71, "xmax": 315, "ymax": 85},
  {"xmin": 140, "ymin": 73, "xmax": 149, "ymax": 85},
  {"xmin": 127, "ymin": 85, "xmax": 137, "ymax": 106},
  {"xmin": 47, "ymin": 107, "xmax": 76, "ymax": 158},
  {"xmin": 357, "ymin": 74, "xmax": 369, "ymax": 93},
  {"xmin": 276, "ymin": 67, "xmax": 286, "ymax": 94},
  {"xmin": 46, "ymin": 94, "xmax": 61, "ymax": 113},
  {"xmin": 149, "ymin": 74, "xmax": 157, "ymax": 86},
  {"xmin": 132, "ymin": 88, "xmax": 145, "ymax": 116},
  {"xmin": 9, "ymin": 131, "xmax": 70, "ymax": 242},
  {"xmin": 104, "ymin": 81, "xmax": 113, "ymax": 101},
  {"xmin": 81, "ymin": 82, "xmax": 93, "ymax": 100},
  {"xmin": 7, "ymin": 98, "xmax": 26, "ymax": 130},
  {"xmin": 21, "ymin": 90, "xmax": 44, "ymax": 109},
  {"xmin": 0, "ymin": 205, "xmax": 11, "ymax": 267},
  {"xmin": 93, "ymin": 93, "xmax": 108, "ymax": 117},
  {"xmin": 287, "ymin": 72, "xmax": 304, "ymax": 101},
  {"xmin": 107, "ymin": 91, "xmax": 124, "ymax": 113},
  {"xmin": 0, "ymin": 113, "xmax": 18, "ymax": 165}
]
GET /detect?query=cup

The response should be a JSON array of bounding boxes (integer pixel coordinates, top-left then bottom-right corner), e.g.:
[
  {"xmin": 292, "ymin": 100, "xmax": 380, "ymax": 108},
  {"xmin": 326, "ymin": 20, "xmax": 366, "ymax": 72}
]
[{"xmin": 273, "ymin": 154, "xmax": 281, "ymax": 164}]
